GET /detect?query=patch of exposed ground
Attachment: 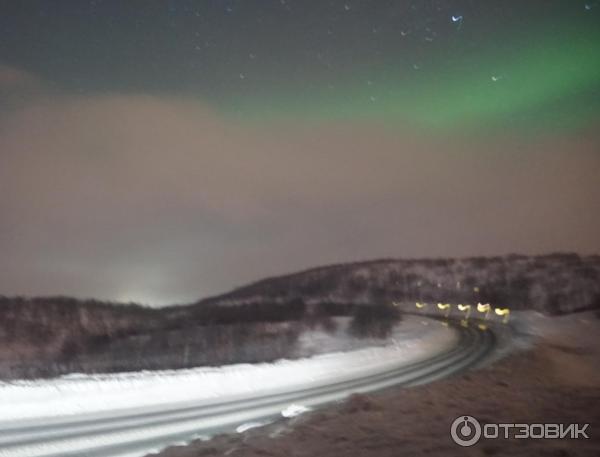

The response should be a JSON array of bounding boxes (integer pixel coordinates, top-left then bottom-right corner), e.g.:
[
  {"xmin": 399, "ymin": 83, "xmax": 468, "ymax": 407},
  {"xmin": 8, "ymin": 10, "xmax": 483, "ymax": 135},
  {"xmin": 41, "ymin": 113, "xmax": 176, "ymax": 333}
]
[{"xmin": 155, "ymin": 315, "xmax": 600, "ymax": 457}]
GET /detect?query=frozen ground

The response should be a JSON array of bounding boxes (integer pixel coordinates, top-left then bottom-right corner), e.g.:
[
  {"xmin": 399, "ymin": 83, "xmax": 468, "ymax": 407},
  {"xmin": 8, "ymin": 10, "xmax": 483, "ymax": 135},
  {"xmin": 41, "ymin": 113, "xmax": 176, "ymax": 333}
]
[
  {"xmin": 153, "ymin": 311, "xmax": 600, "ymax": 457},
  {"xmin": 0, "ymin": 315, "xmax": 456, "ymax": 424},
  {"xmin": 294, "ymin": 316, "xmax": 439, "ymax": 357}
]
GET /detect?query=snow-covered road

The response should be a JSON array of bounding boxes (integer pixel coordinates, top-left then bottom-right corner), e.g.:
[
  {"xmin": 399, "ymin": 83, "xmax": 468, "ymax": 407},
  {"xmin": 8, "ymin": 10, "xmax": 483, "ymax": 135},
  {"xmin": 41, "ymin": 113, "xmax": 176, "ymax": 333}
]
[{"xmin": 0, "ymin": 316, "xmax": 495, "ymax": 457}]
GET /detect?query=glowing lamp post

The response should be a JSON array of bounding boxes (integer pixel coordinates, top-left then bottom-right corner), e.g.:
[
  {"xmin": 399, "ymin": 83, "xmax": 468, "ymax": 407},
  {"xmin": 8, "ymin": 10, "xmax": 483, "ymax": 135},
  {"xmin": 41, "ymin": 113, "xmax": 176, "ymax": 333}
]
[
  {"xmin": 457, "ymin": 303, "xmax": 471, "ymax": 319},
  {"xmin": 437, "ymin": 302, "xmax": 451, "ymax": 318},
  {"xmin": 477, "ymin": 302, "xmax": 491, "ymax": 320},
  {"xmin": 494, "ymin": 307, "xmax": 511, "ymax": 324},
  {"xmin": 456, "ymin": 304, "xmax": 471, "ymax": 327}
]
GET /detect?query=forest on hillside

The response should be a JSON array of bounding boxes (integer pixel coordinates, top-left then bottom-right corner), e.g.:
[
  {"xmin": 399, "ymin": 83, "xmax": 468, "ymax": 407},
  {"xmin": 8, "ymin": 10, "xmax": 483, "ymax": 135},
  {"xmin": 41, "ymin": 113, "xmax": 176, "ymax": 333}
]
[
  {"xmin": 200, "ymin": 253, "xmax": 600, "ymax": 314},
  {"xmin": 0, "ymin": 296, "xmax": 398, "ymax": 380},
  {"xmin": 1, "ymin": 253, "xmax": 598, "ymax": 380}
]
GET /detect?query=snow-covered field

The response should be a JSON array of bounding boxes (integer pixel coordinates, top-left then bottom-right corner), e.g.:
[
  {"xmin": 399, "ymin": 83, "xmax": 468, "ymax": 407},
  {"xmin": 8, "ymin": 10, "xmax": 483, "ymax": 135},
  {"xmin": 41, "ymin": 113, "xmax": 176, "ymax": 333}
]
[{"xmin": 0, "ymin": 316, "xmax": 457, "ymax": 424}]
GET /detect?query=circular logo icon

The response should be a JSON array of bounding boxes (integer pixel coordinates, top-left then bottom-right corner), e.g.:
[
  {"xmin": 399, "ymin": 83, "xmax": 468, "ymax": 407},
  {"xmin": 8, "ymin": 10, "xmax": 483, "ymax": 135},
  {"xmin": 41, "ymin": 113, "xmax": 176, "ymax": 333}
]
[{"xmin": 451, "ymin": 415, "xmax": 482, "ymax": 447}]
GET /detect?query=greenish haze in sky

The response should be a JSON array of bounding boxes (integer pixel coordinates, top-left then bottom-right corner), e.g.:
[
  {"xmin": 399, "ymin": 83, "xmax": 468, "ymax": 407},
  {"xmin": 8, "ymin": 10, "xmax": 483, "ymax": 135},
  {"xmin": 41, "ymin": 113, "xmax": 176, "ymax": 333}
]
[{"xmin": 225, "ymin": 26, "xmax": 600, "ymax": 133}]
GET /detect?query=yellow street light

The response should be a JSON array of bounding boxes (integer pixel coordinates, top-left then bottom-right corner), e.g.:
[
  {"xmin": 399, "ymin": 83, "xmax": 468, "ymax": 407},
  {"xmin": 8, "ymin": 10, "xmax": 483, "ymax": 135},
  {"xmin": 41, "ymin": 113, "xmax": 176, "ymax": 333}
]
[
  {"xmin": 494, "ymin": 307, "xmax": 511, "ymax": 323},
  {"xmin": 476, "ymin": 302, "xmax": 489, "ymax": 312},
  {"xmin": 457, "ymin": 303, "xmax": 471, "ymax": 319},
  {"xmin": 477, "ymin": 303, "xmax": 491, "ymax": 320},
  {"xmin": 437, "ymin": 303, "xmax": 452, "ymax": 317}
]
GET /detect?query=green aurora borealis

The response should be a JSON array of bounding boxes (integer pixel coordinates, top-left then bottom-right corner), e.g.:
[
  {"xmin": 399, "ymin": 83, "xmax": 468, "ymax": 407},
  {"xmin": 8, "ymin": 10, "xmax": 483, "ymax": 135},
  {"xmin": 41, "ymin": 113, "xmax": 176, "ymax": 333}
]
[
  {"xmin": 2, "ymin": 1, "xmax": 598, "ymax": 134},
  {"xmin": 226, "ymin": 23, "xmax": 600, "ymax": 133}
]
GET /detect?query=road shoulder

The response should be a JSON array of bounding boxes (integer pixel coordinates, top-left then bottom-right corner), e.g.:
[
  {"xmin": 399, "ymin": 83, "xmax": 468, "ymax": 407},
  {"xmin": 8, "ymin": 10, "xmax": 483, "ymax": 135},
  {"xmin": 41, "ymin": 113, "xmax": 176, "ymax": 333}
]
[{"xmin": 155, "ymin": 314, "xmax": 600, "ymax": 457}]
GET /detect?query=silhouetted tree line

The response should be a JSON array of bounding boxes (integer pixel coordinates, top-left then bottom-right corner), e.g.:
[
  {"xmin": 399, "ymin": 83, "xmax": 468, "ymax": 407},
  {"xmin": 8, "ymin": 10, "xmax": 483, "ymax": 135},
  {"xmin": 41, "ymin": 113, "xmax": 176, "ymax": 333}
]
[
  {"xmin": 350, "ymin": 303, "xmax": 402, "ymax": 339},
  {"xmin": 200, "ymin": 253, "xmax": 600, "ymax": 315},
  {"xmin": 0, "ymin": 296, "xmax": 398, "ymax": 380},
  {"xmin": 4, "ymin": 253, "xmax": 596, "ymax": 380}
]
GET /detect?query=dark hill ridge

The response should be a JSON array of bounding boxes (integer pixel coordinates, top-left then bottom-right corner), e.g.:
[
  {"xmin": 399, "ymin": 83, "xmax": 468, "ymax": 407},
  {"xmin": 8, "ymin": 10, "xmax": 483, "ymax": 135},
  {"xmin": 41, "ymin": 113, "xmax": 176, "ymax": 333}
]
[
  {"xmin": 196, "ymin": 253, "xmax": 600, "ymax": 315},
  {"xmin": 0, "ymin": 253, "xmax": 599, "ymax": 379}
]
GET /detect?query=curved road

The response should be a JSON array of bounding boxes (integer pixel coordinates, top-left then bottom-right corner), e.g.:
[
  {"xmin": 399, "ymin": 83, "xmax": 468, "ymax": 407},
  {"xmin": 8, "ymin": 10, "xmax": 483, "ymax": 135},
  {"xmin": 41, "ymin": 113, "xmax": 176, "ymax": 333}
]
[{"xmin": 0, "ymin": 321, "xmax": 495, "ymax": 457}]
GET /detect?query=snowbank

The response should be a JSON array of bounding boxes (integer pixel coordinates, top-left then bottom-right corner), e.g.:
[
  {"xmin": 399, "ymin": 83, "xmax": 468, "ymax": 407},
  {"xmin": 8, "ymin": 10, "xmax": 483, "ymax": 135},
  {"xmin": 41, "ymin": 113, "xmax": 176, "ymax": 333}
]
[{"xmin": 0, "ymin": 316, "xmax": 457, "ymax": 424}]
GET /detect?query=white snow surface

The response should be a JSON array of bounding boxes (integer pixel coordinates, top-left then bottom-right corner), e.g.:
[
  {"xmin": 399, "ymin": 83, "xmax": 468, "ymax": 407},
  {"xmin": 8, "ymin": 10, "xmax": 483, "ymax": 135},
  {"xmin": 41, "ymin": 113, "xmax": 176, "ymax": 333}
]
[
  {"xmin": 0, "ymin": 316, "xmax": 457, "ymax": 424},
  {"xmin": 281, "ymin": 404, "xmax": 311, "ymax": 418},
  {"xmin": 235, "ymin": 421, "xmax": 269, "ymax": 433}
]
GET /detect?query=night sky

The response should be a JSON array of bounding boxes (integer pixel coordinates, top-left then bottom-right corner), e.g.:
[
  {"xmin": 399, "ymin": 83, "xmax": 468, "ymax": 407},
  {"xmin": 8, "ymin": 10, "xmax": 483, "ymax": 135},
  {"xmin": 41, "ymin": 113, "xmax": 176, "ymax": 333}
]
[{"xmin": 1, "ymin": 1, "xmax": 599, "ymax": 305}]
